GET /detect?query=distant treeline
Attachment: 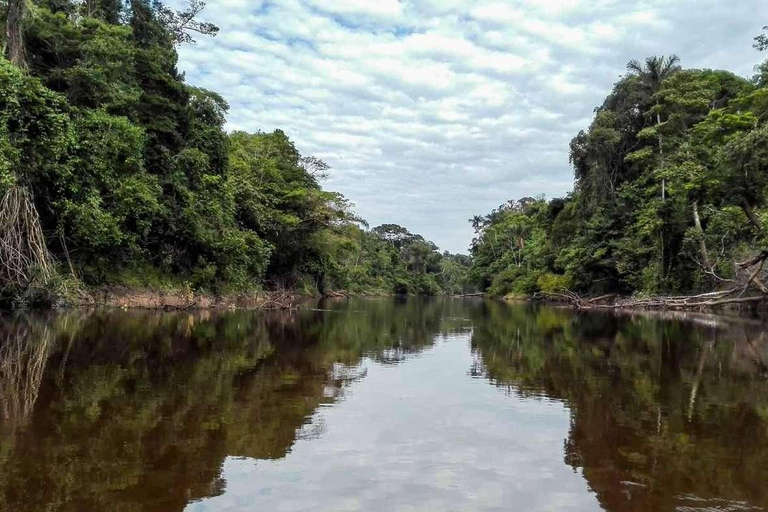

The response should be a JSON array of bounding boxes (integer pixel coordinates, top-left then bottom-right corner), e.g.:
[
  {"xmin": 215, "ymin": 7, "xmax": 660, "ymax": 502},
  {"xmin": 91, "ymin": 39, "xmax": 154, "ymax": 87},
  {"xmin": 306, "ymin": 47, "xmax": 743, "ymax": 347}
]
[
  {"xmin": 0, "ymin": 0, "xmax": 471, "ymax": 307},
  {"xmin": 470, "ymin": 50, "xmax": 768, "ymax": 299}
]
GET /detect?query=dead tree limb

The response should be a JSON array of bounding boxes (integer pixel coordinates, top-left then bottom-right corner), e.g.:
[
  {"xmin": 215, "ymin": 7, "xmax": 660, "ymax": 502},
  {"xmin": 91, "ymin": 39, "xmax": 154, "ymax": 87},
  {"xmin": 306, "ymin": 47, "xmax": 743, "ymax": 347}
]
[{"xmin": 692, "ymin": 201, "xmax": 712, "ymax": 271}]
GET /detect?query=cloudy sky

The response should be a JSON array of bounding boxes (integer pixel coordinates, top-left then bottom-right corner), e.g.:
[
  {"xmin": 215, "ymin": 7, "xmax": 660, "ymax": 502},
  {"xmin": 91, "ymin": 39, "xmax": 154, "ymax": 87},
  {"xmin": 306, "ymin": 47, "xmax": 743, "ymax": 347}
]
[{"xmin": 174, "ymin": 0, "xmax": 768, "ymax": 253}]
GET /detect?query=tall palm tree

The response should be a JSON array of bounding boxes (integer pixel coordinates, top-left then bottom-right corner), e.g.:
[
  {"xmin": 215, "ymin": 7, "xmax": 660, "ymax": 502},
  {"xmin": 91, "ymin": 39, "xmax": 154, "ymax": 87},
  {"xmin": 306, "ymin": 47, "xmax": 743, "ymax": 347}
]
[
  {"xmin": 626, "ymin": 55, "xmax": 681, "ymax": 200},
  {"xmin": 626, "ymin": 55, "xmax": 682, "ymax": 93}
]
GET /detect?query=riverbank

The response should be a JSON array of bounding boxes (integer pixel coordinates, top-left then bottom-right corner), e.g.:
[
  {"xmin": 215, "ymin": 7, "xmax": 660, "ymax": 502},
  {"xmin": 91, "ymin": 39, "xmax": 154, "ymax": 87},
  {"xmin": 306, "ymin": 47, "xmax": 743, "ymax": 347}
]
[
  {"xmin": 87, "ymin": 288, "xmax": 482, "ymax": 310},
  {"xmin": 82, "ymin": 286, "xmax": 300, "ymax": 310},
  {"xmin": 6, "ymin": 285, "xmax": 474, "ymax": 312}
]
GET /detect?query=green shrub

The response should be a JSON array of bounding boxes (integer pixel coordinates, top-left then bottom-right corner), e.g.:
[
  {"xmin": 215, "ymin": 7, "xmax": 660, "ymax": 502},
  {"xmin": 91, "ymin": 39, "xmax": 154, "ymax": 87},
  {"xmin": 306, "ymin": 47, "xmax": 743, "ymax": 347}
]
[{"xmin": 537, "ymin": 273, "xmax": 571, "ymax": 294}]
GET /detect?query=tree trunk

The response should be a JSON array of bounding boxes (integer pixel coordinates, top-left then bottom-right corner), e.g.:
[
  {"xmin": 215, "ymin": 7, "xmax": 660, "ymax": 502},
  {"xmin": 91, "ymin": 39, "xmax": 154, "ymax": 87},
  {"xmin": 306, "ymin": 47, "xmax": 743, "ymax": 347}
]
[
  {"xmin": 692, "ymin": 201, "xmax": 711, "ymax": 271},
  {"xmin": 742, "ymin": 199, "xmax": 764, "ymax": 232},
  {"xmin": 657, "ymin": 111, "xmax": 665, "ymax": 281},
  {"xmin": 5, "ymin": 0, "xmax": 26, "ymax": 69},
  {"xmin": 657, "ymin": 112, "xmax": 665, "ymax": 202}
]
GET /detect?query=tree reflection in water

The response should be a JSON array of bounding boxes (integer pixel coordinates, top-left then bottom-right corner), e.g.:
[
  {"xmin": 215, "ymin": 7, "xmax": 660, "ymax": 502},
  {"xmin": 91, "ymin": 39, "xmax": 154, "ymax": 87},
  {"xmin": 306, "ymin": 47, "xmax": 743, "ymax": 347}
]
[
  {"xmin": 1, "ymin": 299, "xmax": 767, "ymax": 511},
  {"xmin": 0, "ymin": 298, "xmax": 468, "ymax": 512},
  {"xmin": 0, "ymin": 317, "xmax": 55, "ymax": 432},
  {"xmin": 470, "ymin": 301, "xmax": 768, "ymax": 511}
]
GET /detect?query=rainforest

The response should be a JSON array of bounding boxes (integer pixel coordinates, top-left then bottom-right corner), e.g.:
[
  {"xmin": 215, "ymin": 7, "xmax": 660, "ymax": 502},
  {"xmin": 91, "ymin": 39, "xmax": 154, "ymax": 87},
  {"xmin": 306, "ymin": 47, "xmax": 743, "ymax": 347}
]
[
  {"xmin": 0, "ymin": 0, "xmax": 472, "ymax": 307},
  {"xmin": 469, "ymin": 53, "xmax": 768, "ymax": 305},
  {"xmin": 2, "ymin": 1, "xmax": 768, "ymax": 309},
  {"xmin": 4, "ymin": 4, "xmax": 768, "ymax": 511}
]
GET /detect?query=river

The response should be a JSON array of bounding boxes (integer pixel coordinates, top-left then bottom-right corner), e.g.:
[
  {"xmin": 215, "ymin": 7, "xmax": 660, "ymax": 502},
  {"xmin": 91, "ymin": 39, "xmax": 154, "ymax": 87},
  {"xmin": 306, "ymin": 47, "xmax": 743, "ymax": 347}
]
[{"xmin": 1, "ymin": 298, "xmax": 767, "ymax": 511}]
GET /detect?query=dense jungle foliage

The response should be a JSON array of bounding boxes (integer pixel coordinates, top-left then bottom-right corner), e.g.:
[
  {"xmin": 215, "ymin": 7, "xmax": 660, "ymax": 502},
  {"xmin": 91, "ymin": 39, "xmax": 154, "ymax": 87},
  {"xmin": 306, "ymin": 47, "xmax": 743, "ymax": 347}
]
[
  {"xmin": 0, "ymin": 0, "xmax": 471, "ymax": 306},
  {"xmin": 470, "ymin": 49, "xmax": 768, "ymax": 298}
]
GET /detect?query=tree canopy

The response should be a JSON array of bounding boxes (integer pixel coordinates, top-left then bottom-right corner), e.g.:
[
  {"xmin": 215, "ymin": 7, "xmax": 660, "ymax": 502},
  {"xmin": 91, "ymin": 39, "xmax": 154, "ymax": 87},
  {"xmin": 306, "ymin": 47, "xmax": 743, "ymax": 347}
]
[
  {"xmin": 469, "ymin": 48, "xmax": 768, "ymax": 300},
  {"xmin": 0, "ymin": 0, "xmax": 471, "ymax": 305}
]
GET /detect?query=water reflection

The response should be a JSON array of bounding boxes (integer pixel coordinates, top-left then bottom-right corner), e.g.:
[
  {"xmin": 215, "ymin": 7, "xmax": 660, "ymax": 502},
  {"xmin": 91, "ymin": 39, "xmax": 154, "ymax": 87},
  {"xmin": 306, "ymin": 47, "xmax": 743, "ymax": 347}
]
[
  {"xmin": 0, "ymin": 299, "xmax": 766, "ymax": 511},
  {"xmin": 0, "ymin": 298, "xmax": 471, "ymax": 512},
  {"xmin": 0, "ymin": 318, "xmax": 55, "ymax": 432},
  {"xmin": 470, "ymin": 301, "xmax": 768, "ymax": 511}
]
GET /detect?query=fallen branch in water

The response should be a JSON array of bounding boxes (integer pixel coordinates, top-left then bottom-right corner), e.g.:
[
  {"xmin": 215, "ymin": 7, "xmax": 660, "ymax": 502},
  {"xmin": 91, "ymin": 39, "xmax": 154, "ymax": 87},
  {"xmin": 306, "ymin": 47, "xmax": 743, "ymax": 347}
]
[
  {"xmin": 534, "ymin": 248, "xmax": 768, "ymax": 311},
  {"xmin": 257, "ymin": 287, "xmax": 299, "ymax": 310},
  {"xmin": 537, "ymin": 288, "xmax": 767, "ymax": 311}
]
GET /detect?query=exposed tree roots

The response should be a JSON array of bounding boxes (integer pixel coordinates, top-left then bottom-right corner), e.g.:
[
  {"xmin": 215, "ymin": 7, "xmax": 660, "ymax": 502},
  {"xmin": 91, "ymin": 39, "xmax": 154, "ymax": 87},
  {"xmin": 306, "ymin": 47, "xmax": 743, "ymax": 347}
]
[{"xmin": 0, "ymin": 186, "xmax": 55, "ymax": 290}]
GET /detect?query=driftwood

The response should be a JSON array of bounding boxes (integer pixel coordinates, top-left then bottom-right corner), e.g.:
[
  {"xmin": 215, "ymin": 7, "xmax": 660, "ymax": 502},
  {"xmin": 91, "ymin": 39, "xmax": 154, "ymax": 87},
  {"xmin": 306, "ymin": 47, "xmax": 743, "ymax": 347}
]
[
  {"xmin": 257, "ymin": 287, "xmax": 299, "ymax": 310},
  {"xmin": 537, "ymin": 250, "xmax": 768, "ymax": 311},
  {"xmin": 538, "ymin": 290, "xmax": 768, "ymax": 311}
]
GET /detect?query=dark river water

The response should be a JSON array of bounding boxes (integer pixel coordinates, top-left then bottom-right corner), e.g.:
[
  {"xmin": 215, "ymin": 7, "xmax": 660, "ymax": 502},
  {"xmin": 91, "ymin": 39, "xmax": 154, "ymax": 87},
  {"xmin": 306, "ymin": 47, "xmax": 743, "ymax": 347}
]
[{"xmin": 1, "ymin": 298, "xmax": 768, "ymax": 511}]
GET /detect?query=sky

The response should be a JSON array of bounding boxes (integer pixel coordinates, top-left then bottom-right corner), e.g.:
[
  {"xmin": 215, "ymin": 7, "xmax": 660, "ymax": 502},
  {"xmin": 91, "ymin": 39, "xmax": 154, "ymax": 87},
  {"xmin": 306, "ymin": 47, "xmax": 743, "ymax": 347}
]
[{"xmin": 174, "ymin": 0, "xmax": 768, "ymax": 253}]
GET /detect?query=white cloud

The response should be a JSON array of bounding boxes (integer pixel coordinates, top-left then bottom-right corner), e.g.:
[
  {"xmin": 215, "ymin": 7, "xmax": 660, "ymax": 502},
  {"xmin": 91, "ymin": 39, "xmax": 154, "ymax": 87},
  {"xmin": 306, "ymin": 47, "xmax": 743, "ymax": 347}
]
[
  {"xmin": 308, "ymin": 0, "xmax": 405, "ymax": 20},
  {"xmin": 175, "ymin": 0, "xmax": 768, "ymax": 252}
]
